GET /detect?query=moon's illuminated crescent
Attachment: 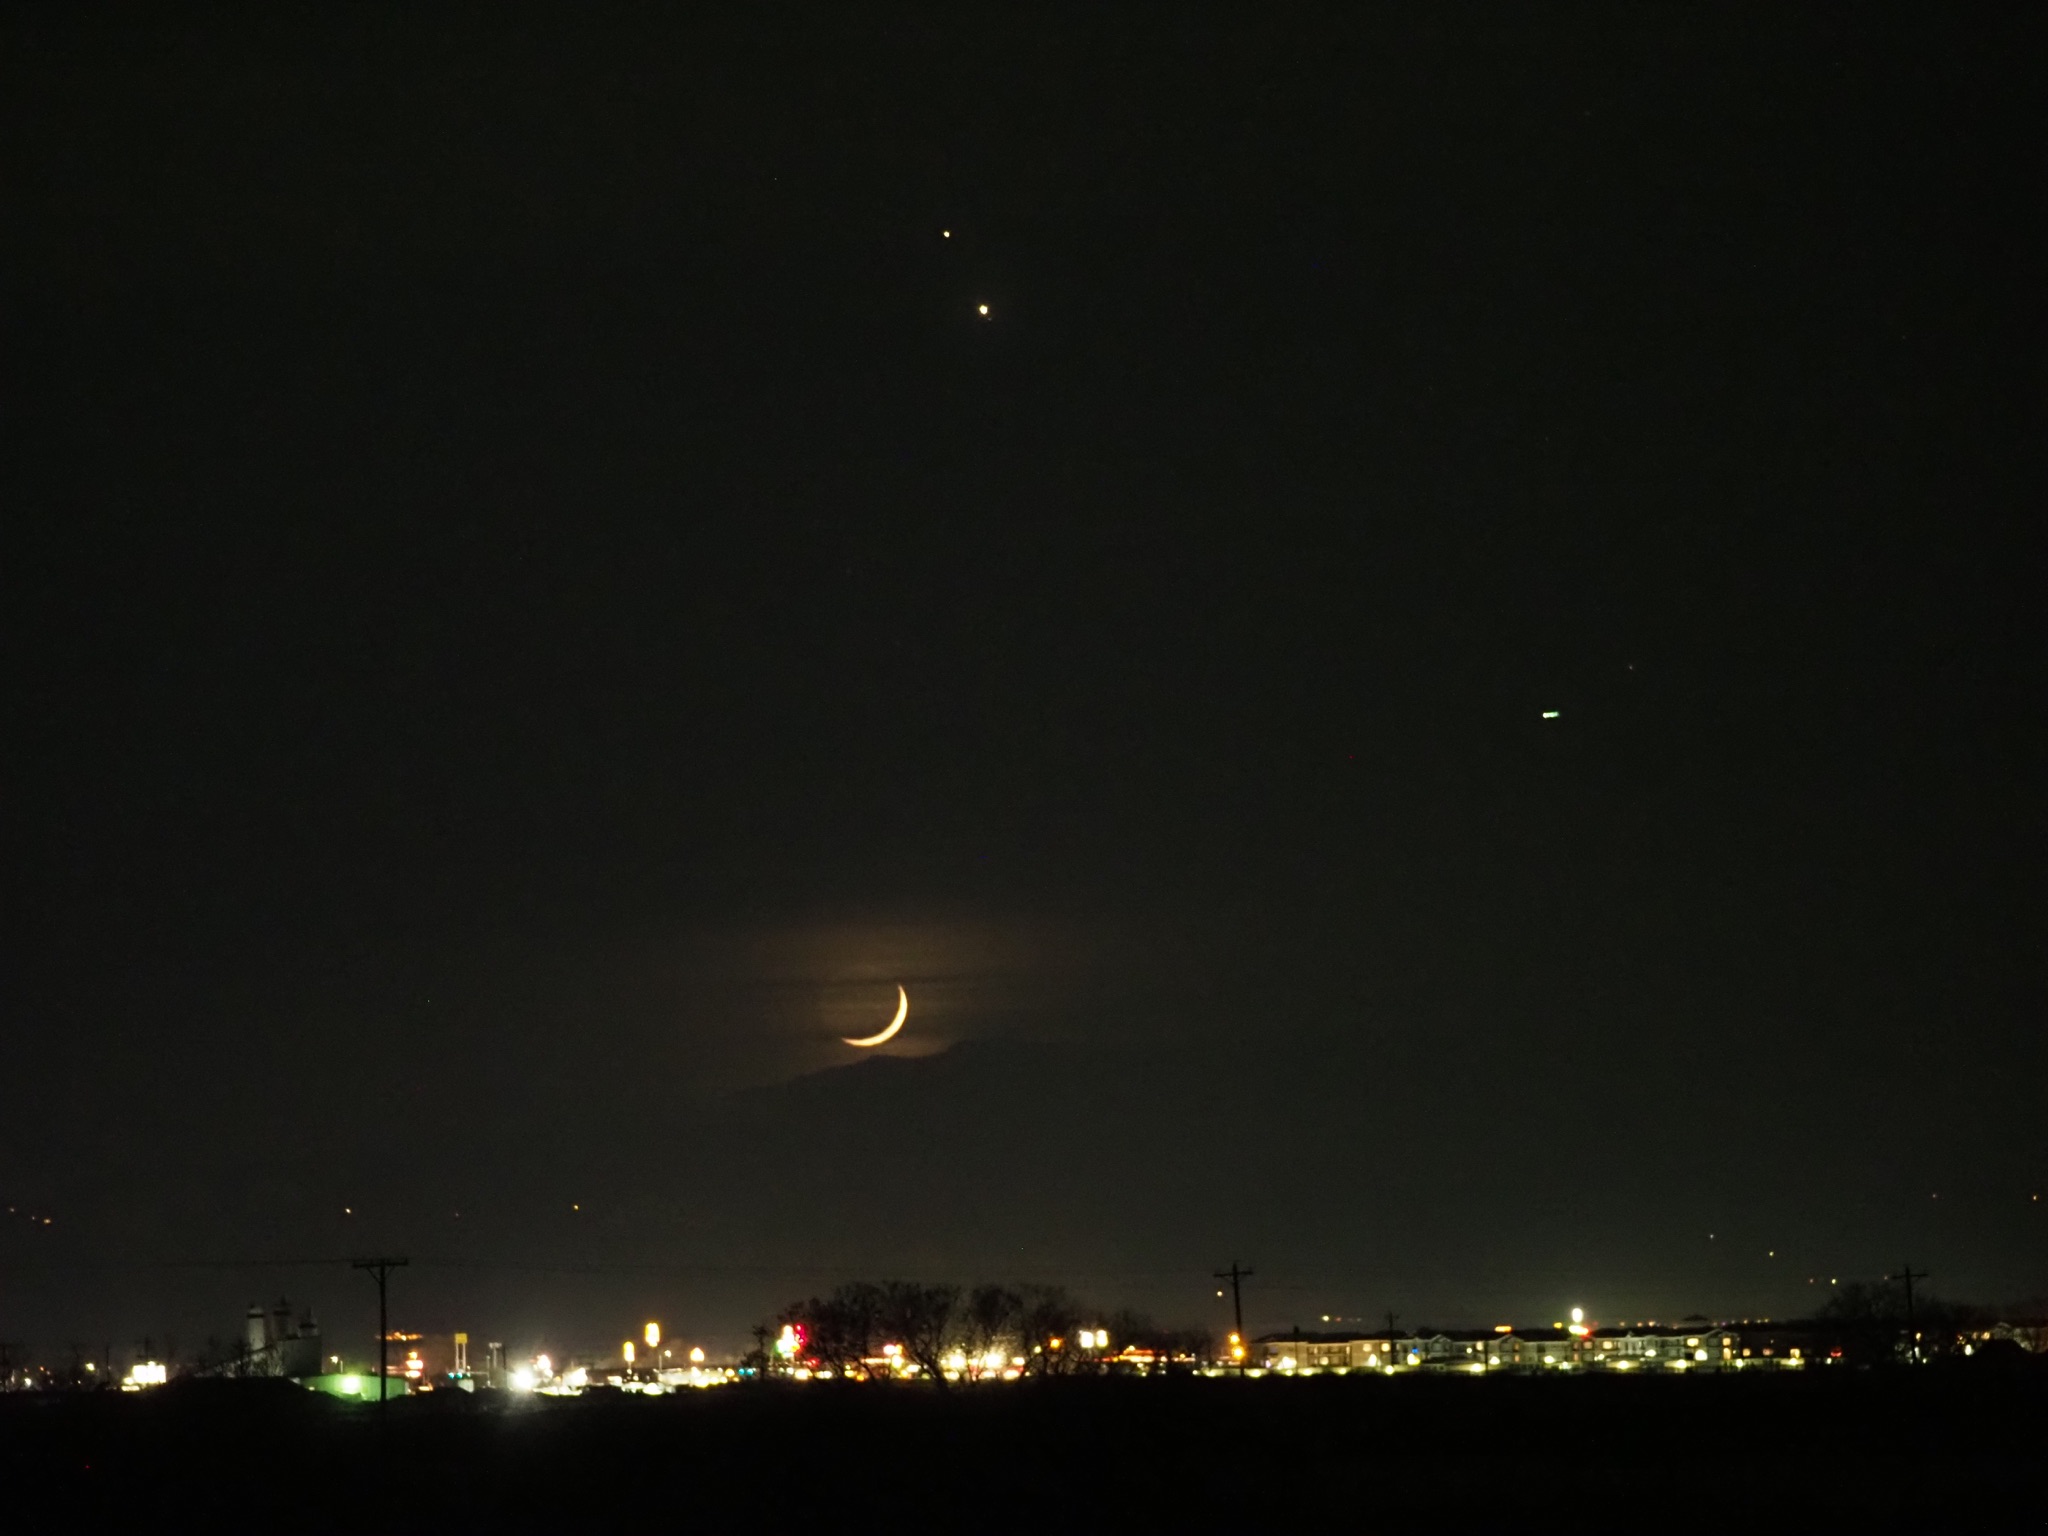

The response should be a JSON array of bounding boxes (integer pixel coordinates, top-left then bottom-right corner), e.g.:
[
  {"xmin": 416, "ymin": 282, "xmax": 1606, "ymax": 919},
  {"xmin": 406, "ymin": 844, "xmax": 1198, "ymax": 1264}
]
[{"xmin": 842, "ymin": 985, "xmax": 908, "ymax": 1048}]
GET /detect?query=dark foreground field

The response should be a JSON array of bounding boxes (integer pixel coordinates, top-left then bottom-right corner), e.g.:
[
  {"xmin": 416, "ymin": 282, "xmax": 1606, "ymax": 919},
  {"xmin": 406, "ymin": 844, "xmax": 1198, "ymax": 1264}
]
[{"xmin": 4, "ymin": 1366, "xmax": 2043, "ymax": 1533}]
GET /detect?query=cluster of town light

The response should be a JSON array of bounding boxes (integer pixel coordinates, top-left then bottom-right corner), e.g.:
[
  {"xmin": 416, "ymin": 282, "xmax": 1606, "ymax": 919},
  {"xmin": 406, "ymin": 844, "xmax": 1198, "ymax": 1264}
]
[
  {"xmin": 485, "ymin": 1326, "xmax": 730, "ymax": 1396},
  {"xmin": 941, "ymin": 1348, "xmax": 1020, "ymax": 1376},
  {"xmin": 91, "ymin": 1291, "xmax": 2032, "ymax": 1399},
  {"xmin": 769, "ymin": 1321, "xmax": 1127, "ymax": 1382},
  {"xmin": 781, "ymin": 1336, "xmax": 1026, "ymax": 1382}
]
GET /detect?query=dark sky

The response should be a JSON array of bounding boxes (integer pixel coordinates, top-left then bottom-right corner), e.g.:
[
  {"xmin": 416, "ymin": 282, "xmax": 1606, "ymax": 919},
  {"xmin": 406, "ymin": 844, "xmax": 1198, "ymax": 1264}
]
[{"xmin": 5, "ymin": 7, "xmax": 2041, "ymax": 1357}]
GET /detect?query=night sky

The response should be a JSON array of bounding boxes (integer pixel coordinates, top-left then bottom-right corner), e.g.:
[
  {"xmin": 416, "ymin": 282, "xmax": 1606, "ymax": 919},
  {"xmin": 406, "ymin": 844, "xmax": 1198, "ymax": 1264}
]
[{"xmin": 6, "ymin": 8, "xmax": 2040, "ymax": 1357}]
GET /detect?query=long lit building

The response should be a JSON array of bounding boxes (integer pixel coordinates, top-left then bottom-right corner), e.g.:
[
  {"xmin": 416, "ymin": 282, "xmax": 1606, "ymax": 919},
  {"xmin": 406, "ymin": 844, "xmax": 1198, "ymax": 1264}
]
[{"xmin": 1256, "ymin": 1320, "xmax": 1821, "ymax": 1374}]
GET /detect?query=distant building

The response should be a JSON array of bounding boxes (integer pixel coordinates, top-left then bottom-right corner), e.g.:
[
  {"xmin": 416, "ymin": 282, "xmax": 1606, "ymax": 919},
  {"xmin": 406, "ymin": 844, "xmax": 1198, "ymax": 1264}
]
[
  {"xmin": 1988, "ymin": 1318, "xmax": 2048, "ymax": 1355},
  {"xmin": 1258, "ymin": 1330, "xmax": 1401, "ymax": 1372},
  {"xmin": 235, "ymin": 1299, "xmax": 323, "ymax": 1378},
  {"xmin": 1256, "ymin": 1321, "xmax": 1819, "ymax": 1374}
]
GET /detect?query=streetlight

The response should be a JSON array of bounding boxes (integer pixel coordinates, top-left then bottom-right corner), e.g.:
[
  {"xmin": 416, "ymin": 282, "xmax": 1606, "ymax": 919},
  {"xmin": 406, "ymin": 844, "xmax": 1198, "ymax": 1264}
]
[
  {"xmin": 645, "ymin": 1323, "xmax": 661, "ymax": 1383},
  {"xmin": 622, "ymin": 1340, "xmax": 635, "ymax": 1379}
]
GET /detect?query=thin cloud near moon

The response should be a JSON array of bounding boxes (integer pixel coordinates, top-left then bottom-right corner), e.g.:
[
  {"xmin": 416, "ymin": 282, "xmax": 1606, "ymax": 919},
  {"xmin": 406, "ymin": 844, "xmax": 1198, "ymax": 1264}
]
[{"xmin": 841, "ymin": 985, "xmax": 908, "ymax": 1048}]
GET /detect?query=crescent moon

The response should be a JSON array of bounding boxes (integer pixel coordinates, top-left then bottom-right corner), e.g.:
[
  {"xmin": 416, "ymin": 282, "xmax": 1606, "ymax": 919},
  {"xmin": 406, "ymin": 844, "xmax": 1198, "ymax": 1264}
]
[{"xmin": 842, "ymin": 985, "xmax": 908, "ymax": 1048}]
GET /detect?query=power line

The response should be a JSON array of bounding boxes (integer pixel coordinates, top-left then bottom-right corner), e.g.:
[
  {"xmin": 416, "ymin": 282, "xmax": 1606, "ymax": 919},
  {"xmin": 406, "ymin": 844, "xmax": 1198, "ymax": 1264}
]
[
  {"xmin": 2, "ymin": 1258, "xmax": 356, "ymax": 1271},
  {"xmin": 0, "ymin": 1256, "xmax": 1280, "ymax": 1281}
]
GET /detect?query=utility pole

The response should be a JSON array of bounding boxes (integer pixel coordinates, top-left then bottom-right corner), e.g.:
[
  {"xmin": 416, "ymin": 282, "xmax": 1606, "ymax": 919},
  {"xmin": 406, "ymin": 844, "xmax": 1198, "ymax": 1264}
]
[
  {"xmin": 1213, "ymin": 1262, "xmax": 1254, "ymax": 1371},
  {"xmin": 352, "ymin": 1257, "xmax": 410, "ymax": 1405},
  {"xmin": 1385, "ymin": 1310, "xmax": 1400, "ymax": 1367},
  {"xmin": 1892, "ymin": 1263, "xmax": 1929, "ymax": 1364}
]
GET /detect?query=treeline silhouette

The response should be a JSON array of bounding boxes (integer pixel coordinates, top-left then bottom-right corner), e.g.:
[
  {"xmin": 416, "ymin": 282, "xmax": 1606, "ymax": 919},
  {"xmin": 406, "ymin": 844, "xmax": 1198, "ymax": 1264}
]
[
  {"xmin": 754, "ymin": 1281, "xmax": 1211, "ymax": 1380},
  {"xmin": 1817, "ymin": 1278, "xmax": 2044, "ymax": 1365}
]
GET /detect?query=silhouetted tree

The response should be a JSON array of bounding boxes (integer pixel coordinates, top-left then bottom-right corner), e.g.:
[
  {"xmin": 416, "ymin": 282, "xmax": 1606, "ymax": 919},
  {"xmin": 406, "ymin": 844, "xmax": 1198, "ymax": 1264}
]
[
  {"xmin": 1818, "ymin": 1279, "xmax": 1905, "ymax": 1365},
  {"xmin": 1817, "ymin": 1279, "xmax": 2014, "ymax": 1364},
  {"xmin": 878, "ymin": 1281, "xmax": 959, "ymax": 1383},
  {"xmin": 778, "ymin": 1282, "xmax": 884, "ymax": 1377},
  {"xmin": 960, "ymin": 1285, "xmax": 1023, "ymax": 1379},
  {"xmin": 1820, "ymin": 1278, "xmax": 1962, "ymax": 1364},
  {"xmin": 1015, "ymin": 1285, "xmax": 1084, "ymax": 1376}
]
